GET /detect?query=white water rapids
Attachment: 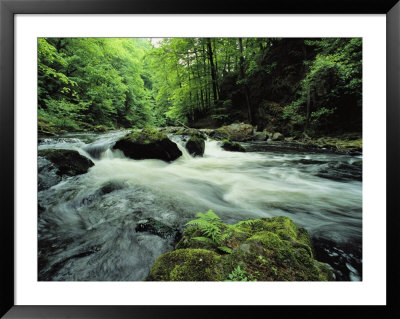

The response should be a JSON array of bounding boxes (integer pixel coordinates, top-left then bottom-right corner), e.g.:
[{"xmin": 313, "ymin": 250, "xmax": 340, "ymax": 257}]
[{"xmin": 38, "ymin": 130, "xmax": 362, "ymax": 281}]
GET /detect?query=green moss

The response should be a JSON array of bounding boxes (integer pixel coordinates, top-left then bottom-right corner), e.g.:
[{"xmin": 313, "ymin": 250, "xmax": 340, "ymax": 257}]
[
  {"xmin": 315, "ymin": 137, "xmax": 362, "ymax": 152},
  {"xmin": 145, "ymin": 249, "xmax": 224, "ymax": 281},
  {"xmin": 124, "ymin": 128, "xmax": 167, "ymax": 144},
  {"xmin": 189, "ymin": 135, "xmax": 205, "ymax": 143},
  {"xmin": 93, "ymin": 125, "xmax": 109, "ymax": 132},
  {"xmin": 38, "ymin": 116, "xmax": 58, "ymax": 136},
  {"xmin": 145, "ymin": 214, "xmax": 334, "ymax": 281}
]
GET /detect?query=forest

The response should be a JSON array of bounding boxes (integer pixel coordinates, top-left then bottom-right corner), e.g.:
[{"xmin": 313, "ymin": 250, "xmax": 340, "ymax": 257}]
[{"xmin": 38, "ymin": 37, "xmax": 362, "ymax": 137}]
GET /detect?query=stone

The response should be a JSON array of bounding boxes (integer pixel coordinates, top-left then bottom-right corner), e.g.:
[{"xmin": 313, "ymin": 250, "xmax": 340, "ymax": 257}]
[
  {"xmin": 145, "ymin": 214, "xmax": 334, "ymax": 281},
  {"xmin": 135, "ymin": 217, "xmax": 181, "ymax": 241},
  {"xmin": 185, "ymin": 136, "xmax": 205, "ymax": 157},
  {"xmin": 216, "ymin": 123, "xmax": 254, "ymax": 141},
  {"xmin": 221, "ymin": 140, "xmax": 246, "ymax": 152},
  {"xmin": 113, "ymin": 128, "xmax": 182, "ymax": 162},
  {"xmin": 38, "ymin": 149, "xmax": 94, "ymax": 177},
  {"xmin": 272, "ymin": 132, "xmax": 284, "ymax": 141}
]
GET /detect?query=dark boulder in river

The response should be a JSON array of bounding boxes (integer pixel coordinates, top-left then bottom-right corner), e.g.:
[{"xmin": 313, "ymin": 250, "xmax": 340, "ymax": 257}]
[
  {"xmin": 135, "ymin": 217, "xmax": 181, "ymax": 241},
  {"xmin": 185, "ymin": 135, "xmax": 205, "ymax": 157},
  {"xmin": 38, "ymin": 149, "xmax": 94, "ymax": 177},
  {"xmin": 221, "ymin": 140, "xmax": 246, "ymax": 152},
  {"xmin": 113, "ymin": 128, "xmax": 182, "ymax": 162}
]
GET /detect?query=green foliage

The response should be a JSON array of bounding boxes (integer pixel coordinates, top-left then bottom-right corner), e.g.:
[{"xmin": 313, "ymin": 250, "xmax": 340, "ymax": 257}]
[
  {"xmin": 185, "ymin": 210, "xmax": 232, "ymax": 254},
  {"xmin": 38, "ymin": 38, "xmax": 154, "ymax": 132},
  {"xmin": 37, "ymin": 37, "xmax": 362, "ymax": 135},
  {"xmin": 283, "ymin": 38, "xmax": 362, "ymax": 132},
  {"xmin": 225, "ymin": 266, "xmax": 256, "ymax": 282},
  {"xmin": 234, "ymin": 219, "xmax": 259, "ymax": 227}
]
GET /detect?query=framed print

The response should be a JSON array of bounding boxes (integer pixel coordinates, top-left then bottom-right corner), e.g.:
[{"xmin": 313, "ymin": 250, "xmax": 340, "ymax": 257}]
[{"xmin": 1, "ymin": 0, "xmax": 399, "ymax": 318}]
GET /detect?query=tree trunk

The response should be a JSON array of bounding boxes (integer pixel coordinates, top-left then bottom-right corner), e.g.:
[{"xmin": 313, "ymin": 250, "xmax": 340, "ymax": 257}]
[
  {"xmin": 238, "ymin": 38, "xmax": 252, "ymax": 124},
  {"xmin": 305, "ymin": 86, "xmax": 311, "ymax": 132},
  {"xmin": 206, "ymin": 38, "xmax": 218, "ymax": 104}
]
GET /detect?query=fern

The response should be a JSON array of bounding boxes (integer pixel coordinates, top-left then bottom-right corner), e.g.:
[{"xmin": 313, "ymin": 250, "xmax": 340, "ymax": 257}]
[
  {"xmin": 218, "ymin": 246, "xmax": 232, "ymax": 254},
  {"xmin": 185, "ymin": 209, "xmax": 232, "ymax": 254},
  {"xmin": 235, "ymin": 219, "xmax": 258, "ymax": 227}
]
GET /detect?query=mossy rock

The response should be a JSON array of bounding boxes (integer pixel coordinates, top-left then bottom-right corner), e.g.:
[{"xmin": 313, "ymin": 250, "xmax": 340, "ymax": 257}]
[
  {"xmin": 221, "ymin": 140, "xmax": 246, "ymax": 152},
  {"xmin": 38, "ymin": 149, "xmax": 94, "ymax": 177},
  {"xmin": 145, "ymin": 249, "xmax": 225, "ymax": 281},
  {"xmin": 185, "ymin": 136, "xmax": 205, "ymax": 157},
  {"xmin": 208, "ymin": 129, "xmax": 230, "ymax": 141},
  {"xmin": 93, "ymin": 125, "xmax": 109, "ymax": 132},
  {"xmin": 38, "ymin": 116, "xmax": 57, "ymax": 136},
  {"xmin": 308, "ymin": 136, "xmax": 362, "ymax": 154},
  {"xmin": 113, "ymin": 128, "xmax": 182, "ymax": 162},
  {"xmin": 145, "ymin": 216, "xmax": 334, "ymax": 281},
  {"xmin": 217, "ymin": 123, "xmax": 254, "ymax": 142}
]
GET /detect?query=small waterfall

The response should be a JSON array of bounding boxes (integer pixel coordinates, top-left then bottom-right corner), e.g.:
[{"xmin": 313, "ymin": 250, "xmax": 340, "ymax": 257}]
[{"xmin": 168, "ymin": 134, "xmax": 194, "ymax": 161}]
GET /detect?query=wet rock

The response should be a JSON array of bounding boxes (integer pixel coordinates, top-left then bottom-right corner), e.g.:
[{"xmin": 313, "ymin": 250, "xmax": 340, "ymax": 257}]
[
  {"xmin": 272, "ymin": 132, "xmax": 284, "ymax": 141},
  {"xmin": 80, "ymin": 181, "xmax": 126, "ymax": 206},
  {"xmin": 145, "ymin": 215, "xmax": 334, "ymax": 281},
  {"xmin": 216, "ymin": 123, "xmax": 254, "ymax": 141},
  {"xmin": 253, "ymin": 131, "xmax": 268, "ymax": 141},
  {"xmin": 221, "ymin": 140, "xmax": 246, "ymax": 152},
  {"xmin": 158, "ymin": 126, "xmax": 180, "ymax": 134},
  {"xmin": 38, "ymin": 149, "xmax": 94, "ymax": 177},
  {"xmin": 113, "ymin": 128, "xmax": 182, "ymax": 162},
  {"xmin": 38, "ymin": 204, "xmax": 45, "ymax": 216},
  {"xmin": 316, "ymin": 161, "xmax": 362, "ymax": 182},
  {"xmin": 208, "ymin": 130, "xmax": 230, "ymax": 140},
  {"xmin": 135, "ymin": 217, "xmax": 181, "ymax": 241},
  {"xmin": 175, "ymin": 127, "xmax": 208, "ymax": 139},
  {"xmin": 38, "ymin": 157, "xmax": 62, "ymax": 191},
  {"xmin": 185, "ymin": 136, "xmax": 205, "ymax": 157},
  {"xmin": 312, "ymin": 236, "xmax": 361, "ymax": 281}
]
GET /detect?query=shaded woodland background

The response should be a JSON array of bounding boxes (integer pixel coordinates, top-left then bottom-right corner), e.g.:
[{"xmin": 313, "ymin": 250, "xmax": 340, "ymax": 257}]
[{"xmin": 38, "ymin": 37, "xmax": 362, "ymax": 137}]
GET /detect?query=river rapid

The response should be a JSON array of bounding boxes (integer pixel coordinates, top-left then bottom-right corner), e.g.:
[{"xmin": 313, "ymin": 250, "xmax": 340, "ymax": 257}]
[{"xmin": 38, "ymin": 130, "xmax": 362, "ymax": 281}]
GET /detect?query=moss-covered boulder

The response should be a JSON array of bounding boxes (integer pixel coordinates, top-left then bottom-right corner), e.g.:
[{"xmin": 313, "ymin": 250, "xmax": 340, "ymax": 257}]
[
  {"xmin": 38, "ymin": 149, "xmax": 94, "ymax": 177},
  {"xmin": 272, "ymin": 132, "xmax": 284, "ymax": 141},
  {"xmin": 113, "ymin": 128, "xmax": 182, "ymax": 162},
  {"xmin": 185, "ymin": 136, "xmax": 205, "ymax": 157},
  {"xmin": 216, "ymin": 123, "xmax": 254, "ymax": 141},
  {"xmin": 221, "ymin": 140, "xmax": 246, "ymax": 152},
  {"xmin": 145, "ymin": 215, "xmax": 334, "ymax": 281},
  {"xmin": 145, "ymin": 249, "xmax": 225, "ymax": 281},
  {"xmin": 208, "ymin": 129, "xmax": 230, "ymax": 141},
  {"xmin": 93, "ymin": 125, "xmax": 109, "ymax": 132}
]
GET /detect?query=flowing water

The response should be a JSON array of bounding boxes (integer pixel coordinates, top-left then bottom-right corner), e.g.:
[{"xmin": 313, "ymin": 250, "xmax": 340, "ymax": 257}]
[{"xmin": 38, "ymin": 130, "xmax": 362, "ymax": 281}]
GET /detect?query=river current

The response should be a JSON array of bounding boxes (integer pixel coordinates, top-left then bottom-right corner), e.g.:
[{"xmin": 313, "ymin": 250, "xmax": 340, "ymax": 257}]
[{"xmin": 38, "ymin": 130, "xmax": 362, "ymax": 281}]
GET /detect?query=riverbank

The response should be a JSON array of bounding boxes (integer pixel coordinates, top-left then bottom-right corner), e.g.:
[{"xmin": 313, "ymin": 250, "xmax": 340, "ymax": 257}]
[{"xmin": 39, "ymin": 120, "xmax": 362, "ymax": 156}]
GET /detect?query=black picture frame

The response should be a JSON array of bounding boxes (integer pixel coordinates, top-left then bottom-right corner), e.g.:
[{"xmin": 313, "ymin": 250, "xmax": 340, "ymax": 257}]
[{"xmin": 1, "ymin": 0, "xmax": 399, "ymax": 318}]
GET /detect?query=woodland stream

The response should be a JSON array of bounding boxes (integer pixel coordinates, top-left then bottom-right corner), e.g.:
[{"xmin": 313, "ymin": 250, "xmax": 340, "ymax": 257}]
[{"xmin": 38, "ymin": 130, "xmax": 362, "ymax": 281}]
